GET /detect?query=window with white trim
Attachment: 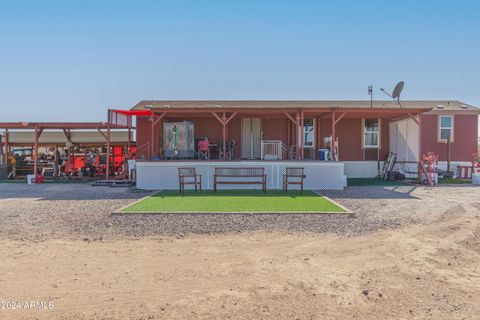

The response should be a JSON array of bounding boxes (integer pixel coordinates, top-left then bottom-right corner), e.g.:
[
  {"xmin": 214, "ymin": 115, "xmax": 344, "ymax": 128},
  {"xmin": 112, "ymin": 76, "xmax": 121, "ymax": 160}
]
[
  {"xmin": 303, "ymin": 118, "xmax": 314, "ymax": 148},
  {"xmin": 363, "ymin": 119, "xmax": 380, "ymax": 148},
  {"xmin": 438, "ymin": 115, "xmax": 454, "ymax": 142}
]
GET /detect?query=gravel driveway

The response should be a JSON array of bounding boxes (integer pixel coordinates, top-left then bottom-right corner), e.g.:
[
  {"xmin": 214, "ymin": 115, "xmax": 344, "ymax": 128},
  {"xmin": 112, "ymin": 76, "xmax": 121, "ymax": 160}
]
[{"xmin": 0, "ymin": 183, "xmax": 473, "ymax": 241}]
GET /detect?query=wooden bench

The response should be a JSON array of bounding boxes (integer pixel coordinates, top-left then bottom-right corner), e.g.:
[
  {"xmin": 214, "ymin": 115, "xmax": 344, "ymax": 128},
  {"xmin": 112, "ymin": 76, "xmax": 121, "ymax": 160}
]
[
  {"xmin": 178, "ymin": 167, "xmax": 202, "ymax": 193},
  {"xmin": 283, "ymin": 167, "xmax": 305, "ymax": 192},
  {"xmin": 213, "ymin": 167, "xmax": 267, "ymax": 192}
]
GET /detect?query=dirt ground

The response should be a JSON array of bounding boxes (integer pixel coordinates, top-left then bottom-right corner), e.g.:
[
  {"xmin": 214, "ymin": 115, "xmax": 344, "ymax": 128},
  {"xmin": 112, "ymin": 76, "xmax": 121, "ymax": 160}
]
[{"xmin": 1, "ymin": 184, "xmax": 480, "ymax": 319}]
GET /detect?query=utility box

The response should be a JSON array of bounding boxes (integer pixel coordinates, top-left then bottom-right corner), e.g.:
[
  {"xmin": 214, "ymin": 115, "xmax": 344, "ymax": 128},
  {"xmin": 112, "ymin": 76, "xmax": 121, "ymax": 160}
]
[{"xmin": 163, "ymin": 121, "xmax": 195, "ymax": 159}]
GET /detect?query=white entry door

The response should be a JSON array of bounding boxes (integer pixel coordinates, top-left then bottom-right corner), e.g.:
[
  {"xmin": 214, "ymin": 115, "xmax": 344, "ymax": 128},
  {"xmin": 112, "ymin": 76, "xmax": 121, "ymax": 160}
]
[{"xmin": 241, "ymin": 118, "xmax": 261, "ymax": 159}]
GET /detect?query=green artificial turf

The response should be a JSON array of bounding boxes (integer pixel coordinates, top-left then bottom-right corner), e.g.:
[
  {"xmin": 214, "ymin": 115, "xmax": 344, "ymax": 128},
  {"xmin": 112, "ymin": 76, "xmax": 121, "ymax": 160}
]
[
  {"xmin": 438, "ymin": 178, "xmax": 472, "ymax": 184},
  {"xmin": 122, "ymin": 190, "xmax": 346, "ymax": 213},
  {"xmin": 347, "ymin": 178, "xmax": 407, "ymax": 187}
]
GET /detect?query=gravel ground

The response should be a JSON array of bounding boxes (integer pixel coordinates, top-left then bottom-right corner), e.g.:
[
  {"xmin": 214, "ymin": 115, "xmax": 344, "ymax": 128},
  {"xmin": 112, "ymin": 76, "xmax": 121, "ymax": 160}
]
[{"xmin": 0, "ymin": 183, "xmax": 468, "ymax": 241}]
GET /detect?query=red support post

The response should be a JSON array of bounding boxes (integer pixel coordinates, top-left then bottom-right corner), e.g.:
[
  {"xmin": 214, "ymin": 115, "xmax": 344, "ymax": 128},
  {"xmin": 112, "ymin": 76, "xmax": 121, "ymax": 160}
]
[
  {"xmin": 34, "ymin": 126, "xmax": 39, "ymax": 178},
  {"xmin": 295, "ymin": 112, "xmax": 300, "ymax": 160},
  {"xmin": 222, "ymin": 112, "xmax": 227, "ymax": 160},
  {"xmin": 4, "ymin": 128, "xmax": 8, "ymax": 164},
  {"xmin": 150, "ymin": 117, "xmax": 155, "ymax": 159},
  {"xmin": 287, "ymin": 119, "xmax": 291, "ymax": 151},
  {"xmin": 300, "ymin": 110, "xmax": 305, "ymax": 160},
  {"xmin": 331, "ymin": 111, "xmax": 336, "ymax": 161},
  {"xmin": 315, "ymin": 116, "xmax": 320, "ymax": 160},
  {"xmin": 128, "ymin": 127, "xmax": 132, "ymax": 157},
  {"xmin": 418, "ymin": 114, "xmax": 422, "ymax": 162},
  {"xmin": 149, "ymin": 112, "xmax": 167, "ymax": 159},
  {"xmin": 106, "ymin": 127, "xmax": 111, "ymax": 180}
]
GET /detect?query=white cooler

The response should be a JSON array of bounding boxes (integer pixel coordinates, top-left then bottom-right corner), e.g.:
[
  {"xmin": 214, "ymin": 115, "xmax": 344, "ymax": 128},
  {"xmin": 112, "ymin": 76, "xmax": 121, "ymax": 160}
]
[
  {"xmin": 27, "ymin": 174, "xmax": 36, "ymax": 184},
  {"xmin": 472, "ymin": 172, "xmax": 480, "ymax": 185}
]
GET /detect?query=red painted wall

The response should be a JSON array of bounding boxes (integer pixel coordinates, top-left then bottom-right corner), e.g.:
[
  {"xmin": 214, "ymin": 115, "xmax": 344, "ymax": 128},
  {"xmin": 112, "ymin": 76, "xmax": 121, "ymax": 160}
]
[
  {"xmin": 317, "ymin": 118, "xmax": 389, "ymax": 161},
  {"xmin": 421, "ymin": 114, "xmax": 478, "ymax": 161},
  {"xmin": 135, "ymin": 112, "xmax": 478, "ymax": 161}
]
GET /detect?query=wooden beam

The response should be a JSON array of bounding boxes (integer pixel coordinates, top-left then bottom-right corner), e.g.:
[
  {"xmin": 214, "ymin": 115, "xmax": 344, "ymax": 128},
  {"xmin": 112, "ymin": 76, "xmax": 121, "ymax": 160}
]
[
  {"xmin": 150, "ymin": 112, "xmax": 167, "ymax": 158},
  {"xmin": 408, "ymin": 113, "xmax": 420, "ymax": 125},
  {"xmin": 317, "ymin": 112, "xmax": 330, "ymax": 119},
  {"xmin": 38, "ymin": 128, "xmax": 44, "ymax": 139},
  {"xmin": 284, "ymin": 112, "xmax": 297, "ymax": 125},
  {"xmin": 225, "ymin": 112, "xmax": 238, "ymax": 125},
  {"xmin": 334, "ymin": 112, "xmax": 346, "ymax": 125},
  {"xmin": 152, "ymin": 112, "xmax": 167, "ymax": 126},
  {"xmin": 63, "ymin": 129, "xmax": 72, "ymax": 142},
  {"xmin": 96, "ymin": 128, "xmax": 107, "ymax": 140},
  {"xmin": 211, "ymin": 112, "xmax": 224, "ymax": 124}
]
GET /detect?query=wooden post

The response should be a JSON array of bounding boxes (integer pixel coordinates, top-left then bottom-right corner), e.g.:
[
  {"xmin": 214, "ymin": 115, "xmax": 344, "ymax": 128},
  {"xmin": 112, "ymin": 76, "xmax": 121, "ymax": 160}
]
[
  {"xmin": 150, "ymin": 117, "xmax": 155, "ymax": 159},
  {"xmin": 222, "ymin": 112, "xmax": 227, "ymax": 160},
  {"xmin": 34, "ymin": 126, "xmax": 39, "ymax": 178},
  {"xmin": 4, "ymin": 128, "xmax": 8, "ymax": 164},
  {"xmin": 418, "ymin": 114, "xmax": 422, "ymax": 163},
  {"xmin": 447, "ymin": 134, "xmax": 451, "ymax": 172},
  {"xmin": 331, "ymin": 111, "xmax": 336, "ymax": 160},
  {"xmin": 287, "ymin": 119, "xmax": 291, "ymax": 151},
  {"xmin": 315, "ymin": 116, "xmax": 320, "ymax": 160},
  {"xmin": 300, "ymin": 110, "xmax": 305, "ymax": 160},
  {"xmin": 128, "ymin": 127, "xmax": 132, "ymax": 157},
  {"xmin": 106, "ymin": 127, "xmax": 111, "ymax": 180},
  {"xmin": 295, "ymin": 112, "xmax": 300, "ymax": 160}
]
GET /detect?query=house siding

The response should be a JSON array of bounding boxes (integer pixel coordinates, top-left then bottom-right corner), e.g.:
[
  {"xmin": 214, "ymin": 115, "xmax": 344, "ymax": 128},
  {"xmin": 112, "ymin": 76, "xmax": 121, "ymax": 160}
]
[
  {"xmin": 421, "ymin": 114, "xmax": 478, "ymax": 161},
  {"xmin": 135, "ymin": 112, "xmax": 478, "ymax": 162}
]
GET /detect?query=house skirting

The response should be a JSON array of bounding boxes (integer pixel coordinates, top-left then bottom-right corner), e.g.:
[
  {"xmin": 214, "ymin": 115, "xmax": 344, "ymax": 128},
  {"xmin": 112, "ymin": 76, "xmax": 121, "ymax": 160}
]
[{"xmin": 136, "ymin": 161, "xmax": 345, "ymax": 190}]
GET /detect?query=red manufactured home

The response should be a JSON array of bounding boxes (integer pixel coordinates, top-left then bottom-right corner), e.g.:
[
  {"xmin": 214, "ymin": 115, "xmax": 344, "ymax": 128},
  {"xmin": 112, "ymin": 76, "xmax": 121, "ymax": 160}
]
[
  {"xmin": 126, "ymin": 101, "xmax": 477, "ymax": 160},
  {"xmin": 108, "ymin": 100, "xmax": 479, "ymax": 189}
]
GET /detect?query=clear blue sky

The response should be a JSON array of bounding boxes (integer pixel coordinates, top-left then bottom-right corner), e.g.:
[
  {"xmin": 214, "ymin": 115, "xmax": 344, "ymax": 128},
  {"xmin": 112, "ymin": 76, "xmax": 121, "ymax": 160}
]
[{"xmin": 0, "ymin": 0, "xmax": 479, "ymax": 122}]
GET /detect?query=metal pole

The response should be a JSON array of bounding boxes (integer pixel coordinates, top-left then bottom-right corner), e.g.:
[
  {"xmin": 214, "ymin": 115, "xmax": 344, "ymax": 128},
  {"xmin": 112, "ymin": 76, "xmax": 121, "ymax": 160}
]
[
  {"xmin": 106, "ymin": 127, "xmax": 111, "ymax": 180},
  {"xmin": 34, "ymin": 126, "xmax": 39, "ymax": 179}
]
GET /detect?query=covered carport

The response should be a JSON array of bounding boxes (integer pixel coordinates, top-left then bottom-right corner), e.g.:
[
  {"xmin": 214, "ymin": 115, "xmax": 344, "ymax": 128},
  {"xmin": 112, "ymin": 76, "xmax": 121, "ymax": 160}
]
[{"xmin": 0, "ymin": 121, "xmax": 132, "ymax": 181}]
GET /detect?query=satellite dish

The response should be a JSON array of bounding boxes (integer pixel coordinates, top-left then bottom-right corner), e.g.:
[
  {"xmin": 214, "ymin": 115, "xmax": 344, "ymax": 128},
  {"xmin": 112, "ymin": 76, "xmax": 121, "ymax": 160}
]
[
  {"xmin": 392, "ymin": 81, "xmax": 404, "ymax": 99},
  {"xmin": 380, "ymin": 81, "xmax": 405, "ymax": 107}
]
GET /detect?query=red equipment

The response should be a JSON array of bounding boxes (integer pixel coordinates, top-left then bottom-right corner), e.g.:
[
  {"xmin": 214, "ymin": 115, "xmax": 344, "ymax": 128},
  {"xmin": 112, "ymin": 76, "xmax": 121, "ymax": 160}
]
[{"xmin": 418, "ymin": 152, "xmax": 438, "ymax": 186}]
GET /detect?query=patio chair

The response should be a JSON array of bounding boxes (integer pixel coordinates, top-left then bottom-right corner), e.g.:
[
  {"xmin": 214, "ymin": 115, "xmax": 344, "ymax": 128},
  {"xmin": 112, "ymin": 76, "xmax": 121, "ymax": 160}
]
[
  {"xmin": 218, "ymin": 139, "xmax": 236, "ymax": 160},
  {"xmin": 197, "ymin": 140, "xmax": 210, "ymax": 160},
  {"xmin": 178, "ymin": 167, "xmax": 202, "ymax": 193},
  {"xmin": 283, "ymin": 167, "xmax": 305, "ymax": 192}
]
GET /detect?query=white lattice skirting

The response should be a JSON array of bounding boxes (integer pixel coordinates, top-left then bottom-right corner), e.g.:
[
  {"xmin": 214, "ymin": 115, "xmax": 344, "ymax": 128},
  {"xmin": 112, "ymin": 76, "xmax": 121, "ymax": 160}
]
[{"xmin": 136, "ymin": 161, "xmax": 345, "ymax": 190}]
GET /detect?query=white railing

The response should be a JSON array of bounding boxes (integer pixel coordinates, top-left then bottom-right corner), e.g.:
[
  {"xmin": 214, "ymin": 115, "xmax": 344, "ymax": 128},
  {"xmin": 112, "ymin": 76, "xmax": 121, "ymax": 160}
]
[{"xmin": 261, "ymin": 140, "xmax": 288, "ymax": 160}]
